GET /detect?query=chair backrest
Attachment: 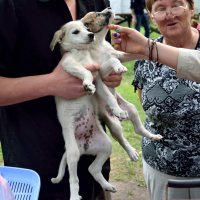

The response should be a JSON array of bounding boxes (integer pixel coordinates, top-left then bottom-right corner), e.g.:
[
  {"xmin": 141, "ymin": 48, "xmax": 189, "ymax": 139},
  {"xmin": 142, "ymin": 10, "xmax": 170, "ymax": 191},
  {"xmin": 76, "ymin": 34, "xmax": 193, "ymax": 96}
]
[
  {"xmin": 166, "ymin": 179, "xmax": 200, "ymax": 200},
  {"xmin": 0, "ymin": 166, "xmax": 41, "ymax": 200}
]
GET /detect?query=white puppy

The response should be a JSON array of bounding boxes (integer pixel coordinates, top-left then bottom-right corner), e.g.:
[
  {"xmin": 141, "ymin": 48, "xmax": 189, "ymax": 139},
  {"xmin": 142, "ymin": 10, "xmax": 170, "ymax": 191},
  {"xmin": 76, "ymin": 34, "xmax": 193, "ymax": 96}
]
[
  {"xmin": 81, "ymin": 7, "xmax": 163, "ymax": 152},
  {"xmin": 50, "ymin": 9, "xmax": 162, "ymax": 200}
]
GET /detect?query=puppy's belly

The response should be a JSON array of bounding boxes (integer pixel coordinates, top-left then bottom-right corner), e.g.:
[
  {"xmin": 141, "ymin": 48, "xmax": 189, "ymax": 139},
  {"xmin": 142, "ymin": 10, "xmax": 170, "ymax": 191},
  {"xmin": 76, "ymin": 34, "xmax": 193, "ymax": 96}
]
[{"xmin": 74, "ymin": 107, "xmax": 101, "ymax": 153}]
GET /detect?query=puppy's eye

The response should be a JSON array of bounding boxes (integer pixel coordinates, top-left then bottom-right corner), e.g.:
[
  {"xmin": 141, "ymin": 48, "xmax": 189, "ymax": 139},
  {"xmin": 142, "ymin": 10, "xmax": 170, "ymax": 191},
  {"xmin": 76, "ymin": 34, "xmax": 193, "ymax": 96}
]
[
  {"xmin": 96, "ymin": 13, "xmax": 101, "ymax": 17},
  {"xmin": 72, "ymin": 30, "xmax": 79, "ymax": 34},
  {"xmin": 84, "ymin": 23, "xmax": 89, "ymax": 27}
]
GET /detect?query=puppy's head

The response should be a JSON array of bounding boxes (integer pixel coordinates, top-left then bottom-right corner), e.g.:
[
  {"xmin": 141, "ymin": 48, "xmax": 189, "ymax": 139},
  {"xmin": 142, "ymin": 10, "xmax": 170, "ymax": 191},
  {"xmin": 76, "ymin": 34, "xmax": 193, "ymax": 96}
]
[
  {"xmin": 81, "ymin": 7, "xmax": 115, "ymax": 33},
  {"xmin": 50, "ymin": 20, "xmax": 95, "ymax": 52}
]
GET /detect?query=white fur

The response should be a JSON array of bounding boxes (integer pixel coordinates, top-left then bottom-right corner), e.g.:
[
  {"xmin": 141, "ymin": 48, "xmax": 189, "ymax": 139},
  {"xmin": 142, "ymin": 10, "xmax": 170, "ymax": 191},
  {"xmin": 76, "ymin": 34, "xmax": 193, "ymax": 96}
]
[{"xmin": 50, "ymin": 9, "xmax": 163, "ymax": 200}]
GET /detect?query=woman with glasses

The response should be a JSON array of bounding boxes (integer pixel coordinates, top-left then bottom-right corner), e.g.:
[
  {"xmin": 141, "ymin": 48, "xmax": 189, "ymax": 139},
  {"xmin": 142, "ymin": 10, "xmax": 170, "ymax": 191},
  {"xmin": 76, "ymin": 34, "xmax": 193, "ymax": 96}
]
[
  {"xmin": 135, "ymin": 1, "xmax": 200, "ymax": 199},
  {"xmin": 110, "ymin": 0, "xmax": 200, "ymax": 199}
]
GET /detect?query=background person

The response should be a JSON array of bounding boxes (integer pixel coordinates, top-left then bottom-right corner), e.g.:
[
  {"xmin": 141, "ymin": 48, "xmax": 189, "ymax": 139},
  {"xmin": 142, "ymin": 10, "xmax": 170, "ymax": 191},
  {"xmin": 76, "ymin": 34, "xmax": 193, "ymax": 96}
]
[
  {"xmin": 130, "ymin": 0, "xmax": 150, "ymax": 38},
  {"xmin": 0, "ymin": 0, "xmax": 122, "ymax": 199},
  {"xmin": 191, "ymin": 18, "xmax": 199, "ymax": 28}
]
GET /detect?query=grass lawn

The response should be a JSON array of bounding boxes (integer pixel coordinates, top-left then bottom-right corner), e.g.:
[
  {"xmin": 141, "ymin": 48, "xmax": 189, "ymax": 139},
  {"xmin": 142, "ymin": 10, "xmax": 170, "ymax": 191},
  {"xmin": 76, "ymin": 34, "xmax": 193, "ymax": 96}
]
[{"xmin": 109, "ymin": 59, "xmax": 146, "ymax": 186}]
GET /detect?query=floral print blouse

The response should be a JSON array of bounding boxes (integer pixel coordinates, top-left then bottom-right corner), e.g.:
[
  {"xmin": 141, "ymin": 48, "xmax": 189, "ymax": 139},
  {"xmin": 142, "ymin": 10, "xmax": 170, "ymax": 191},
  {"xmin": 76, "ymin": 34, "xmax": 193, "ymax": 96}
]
[{"xmin": 134, "ymin": 31, "xmax": 200, "ymax": 177}]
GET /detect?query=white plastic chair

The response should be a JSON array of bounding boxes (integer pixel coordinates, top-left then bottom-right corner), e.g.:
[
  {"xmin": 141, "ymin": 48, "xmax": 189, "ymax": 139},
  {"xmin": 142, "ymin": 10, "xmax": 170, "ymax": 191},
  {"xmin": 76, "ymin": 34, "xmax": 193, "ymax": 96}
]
[{"xmin": 0, "ymin": 166, "xmax": 41, "ymax": 200}]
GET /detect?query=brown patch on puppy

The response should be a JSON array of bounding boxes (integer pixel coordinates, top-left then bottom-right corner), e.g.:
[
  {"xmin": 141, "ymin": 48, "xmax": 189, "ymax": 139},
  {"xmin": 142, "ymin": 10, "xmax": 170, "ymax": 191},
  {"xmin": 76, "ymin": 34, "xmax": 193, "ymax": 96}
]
[{"xmin": 81, "ymin": 11, "xmax": 111, "ymax": 33}]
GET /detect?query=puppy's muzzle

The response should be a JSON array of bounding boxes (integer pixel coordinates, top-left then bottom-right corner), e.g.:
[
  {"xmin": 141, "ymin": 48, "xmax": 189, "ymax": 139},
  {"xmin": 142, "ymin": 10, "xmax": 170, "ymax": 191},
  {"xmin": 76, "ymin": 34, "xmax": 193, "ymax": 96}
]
[{"xmin": 88, "ymin": 33, "xmax": 94, "ymax": 42}]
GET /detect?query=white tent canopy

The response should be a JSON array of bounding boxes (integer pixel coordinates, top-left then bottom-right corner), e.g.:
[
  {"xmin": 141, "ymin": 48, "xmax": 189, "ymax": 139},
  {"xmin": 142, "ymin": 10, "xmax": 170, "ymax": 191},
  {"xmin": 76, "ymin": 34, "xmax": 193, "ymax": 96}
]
[
  {"xmin": 109, "ymin": 0, "xmax": 131, "ymax": 14},
  {"xmin": 194, "ymin": 0, "xmax": 200, "ymax": 14},
  {"xmin": 110, "ymin": 0, "xmax": 200, "ymax": 15}
]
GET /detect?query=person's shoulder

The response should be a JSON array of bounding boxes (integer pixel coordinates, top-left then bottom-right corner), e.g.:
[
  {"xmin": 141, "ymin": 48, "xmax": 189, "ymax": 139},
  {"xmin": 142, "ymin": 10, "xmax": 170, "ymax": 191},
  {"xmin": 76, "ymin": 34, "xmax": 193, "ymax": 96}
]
[
  {"xmin": 99, "ymin": 0, "xmax": 110, "ymax": 9},
  {"xmin": 103, "ymin": 0, "xmax": 110, "ymax": 6},
  {"xmin": 0, "ymin": 0, "xmax": 15, "ymax": 7},
  {"xmin": 11, "ymin": 0, "xmax": 35, "ymax": 8}
]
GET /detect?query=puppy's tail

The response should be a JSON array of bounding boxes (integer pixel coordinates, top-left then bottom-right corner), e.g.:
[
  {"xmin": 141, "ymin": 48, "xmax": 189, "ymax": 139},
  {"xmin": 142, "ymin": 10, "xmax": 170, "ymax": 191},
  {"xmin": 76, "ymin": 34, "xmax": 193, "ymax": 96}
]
[{"xmin": 51, "ymin": 152, "xmax": 67, "ymax": 184}]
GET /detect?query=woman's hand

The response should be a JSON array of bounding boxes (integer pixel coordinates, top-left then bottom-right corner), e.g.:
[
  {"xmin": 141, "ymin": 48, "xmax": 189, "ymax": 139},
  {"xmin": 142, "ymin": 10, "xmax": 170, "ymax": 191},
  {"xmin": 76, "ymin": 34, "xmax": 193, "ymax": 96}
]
[{"xmin": 108, "ymin": 24, "xmax": 149, "ymax": 57}]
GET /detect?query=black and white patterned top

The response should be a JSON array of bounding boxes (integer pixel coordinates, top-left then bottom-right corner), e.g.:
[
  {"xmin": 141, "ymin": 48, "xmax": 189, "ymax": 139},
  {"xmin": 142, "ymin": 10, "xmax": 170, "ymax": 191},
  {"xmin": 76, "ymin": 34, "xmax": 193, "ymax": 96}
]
[{"xmin": 134, "ymin": 31, "xmax": 200, "ymax": 177}]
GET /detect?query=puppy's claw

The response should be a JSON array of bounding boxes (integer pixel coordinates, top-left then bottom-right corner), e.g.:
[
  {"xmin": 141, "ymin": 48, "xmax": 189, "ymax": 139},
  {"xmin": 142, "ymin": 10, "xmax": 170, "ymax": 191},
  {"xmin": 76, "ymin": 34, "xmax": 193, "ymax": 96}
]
[{"xmin": 104, "ymin": 185, "xmax": 117, "ymax": 193}]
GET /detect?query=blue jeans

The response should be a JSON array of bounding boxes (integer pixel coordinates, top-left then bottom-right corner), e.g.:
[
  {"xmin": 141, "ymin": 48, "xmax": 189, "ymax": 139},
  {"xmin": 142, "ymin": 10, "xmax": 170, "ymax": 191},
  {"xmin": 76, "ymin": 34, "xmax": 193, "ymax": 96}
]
[{"xmin": 135, "ymin": 14, "xmax": 150, "ymax": 38}]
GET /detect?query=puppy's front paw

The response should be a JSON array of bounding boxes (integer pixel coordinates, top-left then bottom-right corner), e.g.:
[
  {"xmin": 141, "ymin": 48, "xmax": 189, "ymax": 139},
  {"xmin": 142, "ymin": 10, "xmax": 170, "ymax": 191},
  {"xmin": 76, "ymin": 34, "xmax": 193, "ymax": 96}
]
[
  {"xmin": 106, "ymin": 105, "xmax": 128, "ymax": 120},
  {"xmin": 127, "ymin": 148, "xmax": 139, "ymax": 161},
  {"xmin": 83, "ymin": 80, "xmax": 96, "ymax": 95},
  {"xmin": 113, "ymin": 109, "xmax": 128, "ymax": 120},
  {"xmin": 150, "ymin": 134, "xmax": 163, "ymax": 141},
  {"xmin": 113, "ymin": 64, "xmax": 127, "ymax": 74}
]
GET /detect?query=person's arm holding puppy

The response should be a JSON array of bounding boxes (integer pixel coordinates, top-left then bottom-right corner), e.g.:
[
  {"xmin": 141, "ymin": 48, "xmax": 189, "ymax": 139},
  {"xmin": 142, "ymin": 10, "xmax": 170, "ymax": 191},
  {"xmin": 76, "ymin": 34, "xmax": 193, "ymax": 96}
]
[
  {"xmin": 108, "ymin": 25, "xmax": 200, "ymax": 82},
  {"xmin": 0, "ymin": 62, "xmax": 100, "ymax": 106},
  {"xmin": 0, "ymin": 59, "xmax": 121, "ymax": 106}
]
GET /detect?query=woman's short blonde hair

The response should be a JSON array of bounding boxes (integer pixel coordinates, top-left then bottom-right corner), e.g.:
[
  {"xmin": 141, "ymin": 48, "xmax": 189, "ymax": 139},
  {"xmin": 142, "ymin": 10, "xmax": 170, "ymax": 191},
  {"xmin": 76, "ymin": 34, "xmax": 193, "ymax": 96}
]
[{"xmin": 145, "ymin": 0, "xmax": 194, "ymax": 13}]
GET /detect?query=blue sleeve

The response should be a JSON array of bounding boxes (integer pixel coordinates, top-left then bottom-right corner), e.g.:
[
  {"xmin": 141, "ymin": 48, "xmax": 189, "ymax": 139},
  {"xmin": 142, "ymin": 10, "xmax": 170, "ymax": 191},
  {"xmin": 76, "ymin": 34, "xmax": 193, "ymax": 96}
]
[{"xmin": 0, "ymin": 0, "xmax": 18, "ymax": 76}]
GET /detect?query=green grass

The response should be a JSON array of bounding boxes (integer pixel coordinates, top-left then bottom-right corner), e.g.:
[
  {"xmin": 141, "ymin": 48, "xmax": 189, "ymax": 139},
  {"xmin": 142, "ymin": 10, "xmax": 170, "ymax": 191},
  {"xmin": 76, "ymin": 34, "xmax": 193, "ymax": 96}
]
[{"xmin": 109, "ymin": 59, "xmax": 146, "ymax": 186}]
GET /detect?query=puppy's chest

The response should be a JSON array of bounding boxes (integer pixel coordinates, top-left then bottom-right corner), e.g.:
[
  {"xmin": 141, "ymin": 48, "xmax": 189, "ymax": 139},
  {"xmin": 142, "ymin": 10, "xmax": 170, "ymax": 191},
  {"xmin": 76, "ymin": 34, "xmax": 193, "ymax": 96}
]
[
  {"xmin": 72, "ymin": 49, "xmax": 93, "ymax": 64},
  {"xmin": 91, "ymin": 45, "xmax": 112, "ymax": 64}
]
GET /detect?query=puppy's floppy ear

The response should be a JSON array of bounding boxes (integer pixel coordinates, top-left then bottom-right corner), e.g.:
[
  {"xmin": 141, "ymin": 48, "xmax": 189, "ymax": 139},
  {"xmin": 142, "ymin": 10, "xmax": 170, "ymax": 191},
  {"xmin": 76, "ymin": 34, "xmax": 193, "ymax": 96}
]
[{"xmin": 50, "ymin": 30, "xmax": 65, "ymax": 51}]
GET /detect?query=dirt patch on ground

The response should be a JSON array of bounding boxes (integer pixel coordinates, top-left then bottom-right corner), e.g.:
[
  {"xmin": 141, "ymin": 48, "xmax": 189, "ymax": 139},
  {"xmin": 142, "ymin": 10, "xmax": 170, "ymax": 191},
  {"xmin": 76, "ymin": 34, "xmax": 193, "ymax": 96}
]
[{"xmin": 110, "ymin": 180, "xmax": 148, "ymax": 200}]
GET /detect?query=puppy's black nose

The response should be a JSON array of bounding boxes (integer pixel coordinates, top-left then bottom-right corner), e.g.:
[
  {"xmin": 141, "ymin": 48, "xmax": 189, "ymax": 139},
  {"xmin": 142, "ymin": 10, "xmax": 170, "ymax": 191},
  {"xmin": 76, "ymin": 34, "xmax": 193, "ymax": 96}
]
[
  {"xmin": 88, "ymin": 33, "xmax": 94, "ymax": 40},
  {"xmin": 107, "ymin": 7, "xmax": 111, "ymax": 9}
]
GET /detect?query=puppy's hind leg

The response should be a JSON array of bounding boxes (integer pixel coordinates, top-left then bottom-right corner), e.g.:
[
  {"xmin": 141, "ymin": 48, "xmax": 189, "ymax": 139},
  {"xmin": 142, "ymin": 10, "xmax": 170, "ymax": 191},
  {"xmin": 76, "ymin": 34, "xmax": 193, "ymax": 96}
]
[
  {"xmin": 88, "ymin": 125, "xmax": 116, "ymax": 193},
  {"xmin": 54, "ymin": 113, "xmax": 82, "ymax": 200},
  {"xmin": 63, "ymin": 125, "xmax": 82, "ymax": 200},
  {"xmin": 89, "ymin": 153, "xmax": 116, "ymax": 192},
  {"xmin": 66, "ymin": 142, "xmax": 81, "ymax": 200},
  {"xmin": 95, "ymin": 76, "xmax": 128, "ymax": 120},
  {"xmin": 116, "ymin": 93, "xmax": 163, "ymax": 140},
  {"xmin": 102, "ymin": 111, "xmax": 139, "ymax": 161}
]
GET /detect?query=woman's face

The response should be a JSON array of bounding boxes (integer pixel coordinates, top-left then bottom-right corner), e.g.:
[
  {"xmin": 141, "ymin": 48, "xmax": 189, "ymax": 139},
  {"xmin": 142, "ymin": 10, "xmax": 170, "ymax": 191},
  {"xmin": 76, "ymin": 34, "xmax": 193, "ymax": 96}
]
[{"xmin": 151, "ymin": 0, "xmax": 194, "ymax": 38}]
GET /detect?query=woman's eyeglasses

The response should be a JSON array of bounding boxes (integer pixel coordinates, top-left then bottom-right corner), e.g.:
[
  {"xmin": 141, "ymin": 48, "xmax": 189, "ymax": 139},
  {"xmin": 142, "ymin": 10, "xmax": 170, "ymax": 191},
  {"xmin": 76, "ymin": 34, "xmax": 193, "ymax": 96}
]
[{"xmin": 152, "ymin": 4, "xmax": 188, "ymax": 21}]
